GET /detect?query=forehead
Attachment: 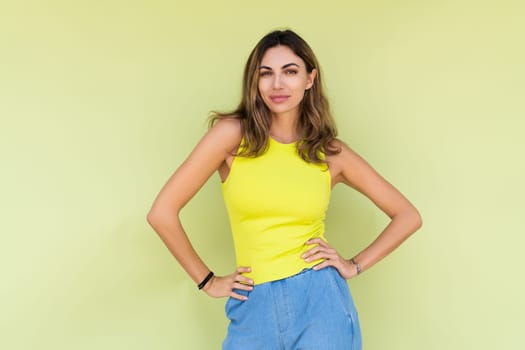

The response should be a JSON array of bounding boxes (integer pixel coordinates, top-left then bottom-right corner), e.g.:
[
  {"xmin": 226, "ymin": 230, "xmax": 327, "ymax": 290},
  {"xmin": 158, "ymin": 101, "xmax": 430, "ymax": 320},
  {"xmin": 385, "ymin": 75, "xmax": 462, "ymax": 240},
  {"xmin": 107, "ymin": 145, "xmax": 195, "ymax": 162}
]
[{"xmin": 260, "ymin": 45, "xmax": 305, "ymax": 67}]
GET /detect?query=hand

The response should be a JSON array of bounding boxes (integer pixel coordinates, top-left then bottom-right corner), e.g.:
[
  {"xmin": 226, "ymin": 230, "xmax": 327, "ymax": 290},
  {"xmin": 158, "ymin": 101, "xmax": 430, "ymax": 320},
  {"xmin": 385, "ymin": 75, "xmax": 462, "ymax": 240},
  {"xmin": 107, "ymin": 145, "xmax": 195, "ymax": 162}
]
[
  {"xmin": 202, "ymin": 266, "xmax": 253, "ymax": 300},
  {"xmin": 302, "ymin": 238, "xmax": 357, "ymax": 279}
]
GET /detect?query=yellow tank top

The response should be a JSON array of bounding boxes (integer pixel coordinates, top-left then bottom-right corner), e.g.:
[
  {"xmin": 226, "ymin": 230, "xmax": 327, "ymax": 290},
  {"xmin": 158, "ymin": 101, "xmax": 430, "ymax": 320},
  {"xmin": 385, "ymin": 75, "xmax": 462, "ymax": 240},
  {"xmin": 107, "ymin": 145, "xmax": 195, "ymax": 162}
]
[{"xmin": 221, "ymin": 136, "xmax": 332, "ymax": 285}]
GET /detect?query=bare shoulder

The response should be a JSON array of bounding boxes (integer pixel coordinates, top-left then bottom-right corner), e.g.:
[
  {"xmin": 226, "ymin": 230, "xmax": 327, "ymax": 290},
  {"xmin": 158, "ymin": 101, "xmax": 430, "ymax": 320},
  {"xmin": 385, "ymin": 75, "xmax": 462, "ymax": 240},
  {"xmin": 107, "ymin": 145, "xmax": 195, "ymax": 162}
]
[
  {"xmin": 206, "ymin": 117, "xmax": 243, "ymax": 152},
  {"xmin": 326, "ymin": 138, "xmax": 374, "ymax": 187},
  {"xmin": 326, "ymin": 138, "xmax": 359, "ymax": 165}
]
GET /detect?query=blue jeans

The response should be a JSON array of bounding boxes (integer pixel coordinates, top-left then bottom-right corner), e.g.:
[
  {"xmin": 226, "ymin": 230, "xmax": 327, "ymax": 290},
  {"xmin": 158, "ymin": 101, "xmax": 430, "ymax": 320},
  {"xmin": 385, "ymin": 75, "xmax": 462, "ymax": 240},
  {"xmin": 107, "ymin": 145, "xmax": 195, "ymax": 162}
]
[{"xmin": 222, "ymin": 266, "xmax": 362, "ymax": 350}]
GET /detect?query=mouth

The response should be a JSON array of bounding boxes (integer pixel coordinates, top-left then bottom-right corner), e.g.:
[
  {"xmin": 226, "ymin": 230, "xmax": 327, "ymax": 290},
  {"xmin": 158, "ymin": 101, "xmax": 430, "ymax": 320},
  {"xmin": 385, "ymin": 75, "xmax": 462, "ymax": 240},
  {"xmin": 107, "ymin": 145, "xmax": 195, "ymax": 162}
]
[{"xmin": 269, "ymin": 95, "xmax": 290, "ymax": 103}]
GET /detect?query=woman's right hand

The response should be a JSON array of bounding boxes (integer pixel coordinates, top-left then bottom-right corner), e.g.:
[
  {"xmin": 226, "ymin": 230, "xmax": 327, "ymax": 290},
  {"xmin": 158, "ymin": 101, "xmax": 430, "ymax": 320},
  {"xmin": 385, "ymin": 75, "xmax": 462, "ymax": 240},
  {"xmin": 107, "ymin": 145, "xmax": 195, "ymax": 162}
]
[{"xmin": 202, "ymin": 266, "xmax": 253, "ymax": 300}]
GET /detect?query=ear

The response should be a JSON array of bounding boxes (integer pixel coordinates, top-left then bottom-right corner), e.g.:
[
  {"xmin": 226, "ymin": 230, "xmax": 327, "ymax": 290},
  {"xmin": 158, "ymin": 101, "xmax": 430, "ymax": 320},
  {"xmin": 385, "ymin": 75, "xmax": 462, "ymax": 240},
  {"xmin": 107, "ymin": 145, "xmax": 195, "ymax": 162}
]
[{"xmin": 306, "ymin": 68, "xmax": 317, "ymax": 90}]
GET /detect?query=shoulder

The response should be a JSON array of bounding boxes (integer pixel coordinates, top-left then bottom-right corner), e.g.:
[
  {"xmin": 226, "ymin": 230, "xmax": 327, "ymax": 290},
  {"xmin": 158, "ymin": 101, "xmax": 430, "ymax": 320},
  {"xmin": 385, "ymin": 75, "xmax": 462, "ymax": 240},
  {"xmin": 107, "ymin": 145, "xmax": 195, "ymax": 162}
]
[
  {"xmin": 326, "ymin": 138, "xmax": 370, "ymax": 185},
  {"xmin": 206, "ymin": 117, "xmax": 243, "ymax": 152},
  {"xmin": 326, "ymin": 138, "xmax": 356, "ymax": 162},
  {"xmin": 209, "ymin": 115, "xmax": 242, "ymax": 136}
]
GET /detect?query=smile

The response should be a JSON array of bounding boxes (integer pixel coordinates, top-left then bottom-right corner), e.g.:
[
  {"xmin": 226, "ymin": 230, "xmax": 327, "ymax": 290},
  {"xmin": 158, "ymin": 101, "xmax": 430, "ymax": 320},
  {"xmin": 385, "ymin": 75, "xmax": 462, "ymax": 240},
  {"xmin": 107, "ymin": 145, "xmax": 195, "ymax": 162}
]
[{"xmin": 269, "ymin": 95, "xmax": 290, "ymax": 103}]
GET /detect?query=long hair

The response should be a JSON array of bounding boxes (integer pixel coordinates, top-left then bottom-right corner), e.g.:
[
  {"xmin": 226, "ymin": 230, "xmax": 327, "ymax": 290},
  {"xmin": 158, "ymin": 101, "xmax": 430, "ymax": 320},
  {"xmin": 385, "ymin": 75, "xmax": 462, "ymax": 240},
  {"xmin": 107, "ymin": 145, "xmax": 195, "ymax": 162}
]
[{"xmin": 209, "ymin": 29, "xmax": 340, "ymax": 163}]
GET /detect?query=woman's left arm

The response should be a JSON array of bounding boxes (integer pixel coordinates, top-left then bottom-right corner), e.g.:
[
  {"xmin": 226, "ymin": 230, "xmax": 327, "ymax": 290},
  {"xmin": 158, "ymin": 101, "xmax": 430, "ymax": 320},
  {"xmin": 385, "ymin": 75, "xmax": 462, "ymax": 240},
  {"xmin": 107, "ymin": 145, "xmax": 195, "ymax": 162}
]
[{"xmin": 302, "ymin": 140, "xmax": 422, "ymax": 278}]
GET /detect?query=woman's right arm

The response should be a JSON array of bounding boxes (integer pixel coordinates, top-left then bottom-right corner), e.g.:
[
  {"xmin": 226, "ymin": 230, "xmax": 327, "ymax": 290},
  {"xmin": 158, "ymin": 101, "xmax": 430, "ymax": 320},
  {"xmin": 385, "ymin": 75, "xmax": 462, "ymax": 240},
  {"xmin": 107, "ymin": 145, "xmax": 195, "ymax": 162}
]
[{"xmin": 146, "ymin": 118, "xmax": 253, "ymax": 300}]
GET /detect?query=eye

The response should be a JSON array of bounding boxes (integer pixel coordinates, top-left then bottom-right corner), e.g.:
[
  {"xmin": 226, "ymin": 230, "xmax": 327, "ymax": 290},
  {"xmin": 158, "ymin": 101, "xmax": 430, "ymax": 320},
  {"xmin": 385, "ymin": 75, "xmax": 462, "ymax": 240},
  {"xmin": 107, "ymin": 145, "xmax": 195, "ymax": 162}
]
[
  {"xmin": 285, "ymin": 69, "xmax": 298, "ymax": 75},
  {"xmin": 259, "ymin": 70, "xmax": 272, "ymax": 77}
]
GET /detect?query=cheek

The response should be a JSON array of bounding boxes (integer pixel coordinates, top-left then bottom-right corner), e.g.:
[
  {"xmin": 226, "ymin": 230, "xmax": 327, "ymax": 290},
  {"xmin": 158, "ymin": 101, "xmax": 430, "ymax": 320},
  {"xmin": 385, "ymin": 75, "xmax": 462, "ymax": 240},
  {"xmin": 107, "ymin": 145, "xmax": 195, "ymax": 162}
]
[
  {"xmin": 257, "ymin": 84, "xmax": 271, "ymax": 105},
  {"xmin": 288, "ymin": 76, "xmax": 309, "ymax": 90},
  {"xmin": 257, "ymin": 87, "xmax": 266, "ymax": 103},
  {"xmin": 258, "ymin": 80, "xmax": 268, "ymax": 94}
]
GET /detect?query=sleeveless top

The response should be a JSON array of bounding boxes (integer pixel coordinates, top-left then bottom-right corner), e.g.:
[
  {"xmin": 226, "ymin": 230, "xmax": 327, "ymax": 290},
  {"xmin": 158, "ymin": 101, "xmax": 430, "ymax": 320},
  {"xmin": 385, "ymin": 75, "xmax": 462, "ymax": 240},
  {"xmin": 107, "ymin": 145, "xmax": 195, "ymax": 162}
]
[{"xmin": 221, "ymin": 137, "xmax": 332, "ymax": 285}]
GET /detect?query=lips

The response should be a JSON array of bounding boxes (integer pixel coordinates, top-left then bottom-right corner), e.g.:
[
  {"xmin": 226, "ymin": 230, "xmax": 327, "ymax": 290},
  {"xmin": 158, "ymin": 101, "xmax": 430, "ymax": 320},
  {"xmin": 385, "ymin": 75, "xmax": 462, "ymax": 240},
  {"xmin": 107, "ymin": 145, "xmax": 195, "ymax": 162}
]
[{"xmin": 269, "ymin": 95, "xmax": 290, "ymax": 103}]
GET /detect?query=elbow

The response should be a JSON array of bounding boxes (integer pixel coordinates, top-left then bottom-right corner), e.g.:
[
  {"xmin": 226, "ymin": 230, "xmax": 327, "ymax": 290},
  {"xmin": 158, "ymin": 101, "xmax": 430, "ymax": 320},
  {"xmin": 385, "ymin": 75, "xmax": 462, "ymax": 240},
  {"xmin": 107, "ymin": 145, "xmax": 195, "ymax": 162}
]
[
  {"xmin": 146, "ymin": 202, "xmax": 182, "ymax": 231},
  {"xmin": 146, "ymin": 210, "xmax": 161, "ymax": 230},
  {"xmin": 395, "ymin": 205, "xmax": 422, "ymax": 235},
  {"xmin": 411, "ymin": 208, "xmax": 423, "ymax": 233},
  {"xmin": 146, "ymin": 207, "xmax": 174, "ymax": 230},
  {"xmin": 146, "ymin": 210, "xmax": 158, "ymax": 227}
]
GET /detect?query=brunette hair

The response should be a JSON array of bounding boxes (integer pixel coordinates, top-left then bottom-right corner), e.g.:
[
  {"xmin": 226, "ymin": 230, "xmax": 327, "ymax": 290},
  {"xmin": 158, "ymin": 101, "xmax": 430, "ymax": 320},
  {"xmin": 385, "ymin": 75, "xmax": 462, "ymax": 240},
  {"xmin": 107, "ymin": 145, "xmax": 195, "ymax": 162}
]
[{"xmin": 209, "ymin": 29, "xmax": 340, "ymax": 163}]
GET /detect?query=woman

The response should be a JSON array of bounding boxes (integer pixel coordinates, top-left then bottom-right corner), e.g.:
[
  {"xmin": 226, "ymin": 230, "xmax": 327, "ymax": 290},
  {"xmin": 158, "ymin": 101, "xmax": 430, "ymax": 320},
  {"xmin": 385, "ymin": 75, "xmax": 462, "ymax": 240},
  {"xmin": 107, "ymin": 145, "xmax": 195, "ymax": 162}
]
[{"xmin": 147, "ymin": 29, "xmax": 422, "ymax": 349}]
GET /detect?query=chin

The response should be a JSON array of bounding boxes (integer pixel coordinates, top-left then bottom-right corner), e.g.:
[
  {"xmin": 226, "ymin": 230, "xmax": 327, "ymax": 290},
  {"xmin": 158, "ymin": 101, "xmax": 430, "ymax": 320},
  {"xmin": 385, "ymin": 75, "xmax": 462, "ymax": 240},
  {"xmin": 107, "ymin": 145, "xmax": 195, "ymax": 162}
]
[
  {"xmin": 269, "ymin": 108, "xmax": 296, "ymax": 116},
  {"xmin": 267, "ymin": 103, "xmax": 301, "ymax": 116}
]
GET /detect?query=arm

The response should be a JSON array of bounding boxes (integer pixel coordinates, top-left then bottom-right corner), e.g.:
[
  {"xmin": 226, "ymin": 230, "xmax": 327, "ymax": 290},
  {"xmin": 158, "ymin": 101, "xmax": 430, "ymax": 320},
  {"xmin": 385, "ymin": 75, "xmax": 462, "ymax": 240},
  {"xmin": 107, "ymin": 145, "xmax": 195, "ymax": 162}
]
[
  {"xmin": 146, "ymin": 118, "xmax": 253, "ymax": 299},
  {"xmin": 303, "ymin": 140, "xmax": 422, "ymax": 278}
]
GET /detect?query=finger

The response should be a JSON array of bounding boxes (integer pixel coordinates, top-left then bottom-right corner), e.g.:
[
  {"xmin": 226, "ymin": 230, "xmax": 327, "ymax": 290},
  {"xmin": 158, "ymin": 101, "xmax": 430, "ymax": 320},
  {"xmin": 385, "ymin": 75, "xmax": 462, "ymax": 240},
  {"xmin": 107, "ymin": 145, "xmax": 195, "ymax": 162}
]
[
  {"xmin": 230, "ymin": 291, "xmax": 248, "ymax": 301},
  {"xmin": 236, "ymin": 266, "xmax": 251, "ymax": 273},
  {"xmin": 307, "ymin": 249, "xmax": 339, "ymax": 262},
  {"xmin": 306, "ymin": 238, "xmax": 329, "ymax": 247},
  {"xmin": 302, "ymin": 246, "xmax": 322, "ymax": 258},
  {"xmin": 235, "ymin": 274, "xmax": 254, "ymax": 285},
  {"xmin": 304, "ymin": 252, "xmax": 331, "ymax": 262},
  {"xmin": 312, "ymin": 260, "xmax": 332, "ymax": 271},
  {"xmin": 234, "ymin": 282, "xmax": 254, "ymax": 291},
  {"xmin": 303, "ymin": 244, "xmax": 335, "ymax": 257}
]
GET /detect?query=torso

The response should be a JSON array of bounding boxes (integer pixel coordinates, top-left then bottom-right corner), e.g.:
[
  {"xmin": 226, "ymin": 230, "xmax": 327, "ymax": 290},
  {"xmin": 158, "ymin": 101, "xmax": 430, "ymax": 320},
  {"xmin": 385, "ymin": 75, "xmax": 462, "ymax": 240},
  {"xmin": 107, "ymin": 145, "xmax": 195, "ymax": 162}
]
[
  {"xmin": 219, "ymin": 141, "xmax": 346, "ymax": 189},
  {"xmin": 220, "ymin": 136, "xmax": 332, "ymax": 284}
]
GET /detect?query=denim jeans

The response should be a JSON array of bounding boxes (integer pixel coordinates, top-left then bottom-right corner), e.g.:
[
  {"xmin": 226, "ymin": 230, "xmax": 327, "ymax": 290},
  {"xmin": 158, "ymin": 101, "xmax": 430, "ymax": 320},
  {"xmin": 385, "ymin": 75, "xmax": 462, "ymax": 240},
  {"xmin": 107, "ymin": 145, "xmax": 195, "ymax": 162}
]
[{"xmin": 222, "ymin": 266, "xmax": 362, "ymax": 350}]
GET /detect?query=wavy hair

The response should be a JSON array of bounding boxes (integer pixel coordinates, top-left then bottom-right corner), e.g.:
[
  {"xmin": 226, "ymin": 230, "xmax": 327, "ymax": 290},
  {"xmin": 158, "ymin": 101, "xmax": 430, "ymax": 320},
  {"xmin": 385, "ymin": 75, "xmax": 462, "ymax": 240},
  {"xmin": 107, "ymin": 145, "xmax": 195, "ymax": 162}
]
[{"xmin": 209, "ymin": 29, "xmax": 340, "ymax": 163}]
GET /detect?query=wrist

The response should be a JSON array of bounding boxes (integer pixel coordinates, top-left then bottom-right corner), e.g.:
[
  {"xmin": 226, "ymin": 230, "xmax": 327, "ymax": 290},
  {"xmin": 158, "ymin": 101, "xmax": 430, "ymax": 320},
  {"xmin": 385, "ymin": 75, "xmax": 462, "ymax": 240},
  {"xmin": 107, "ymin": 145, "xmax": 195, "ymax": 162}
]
[
  {"xmin": 349, "ymin": 258, "xmax": 362, "ymax": 275},
  {"xmin": 202, "ymin": 275, "xmax": 215, "ymax": 293},
  {"xmin": 197, "ymin": 271, "xmax": 214, "ymax": 290}
]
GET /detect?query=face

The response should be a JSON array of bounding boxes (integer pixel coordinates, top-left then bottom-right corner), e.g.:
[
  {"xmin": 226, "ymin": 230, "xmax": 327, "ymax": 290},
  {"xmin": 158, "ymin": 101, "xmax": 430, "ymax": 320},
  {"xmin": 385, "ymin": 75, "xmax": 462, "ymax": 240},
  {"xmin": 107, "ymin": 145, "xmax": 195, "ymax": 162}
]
[{"xmin": 257, "ymin": 45, "xmax": 316, "ymax": 118}]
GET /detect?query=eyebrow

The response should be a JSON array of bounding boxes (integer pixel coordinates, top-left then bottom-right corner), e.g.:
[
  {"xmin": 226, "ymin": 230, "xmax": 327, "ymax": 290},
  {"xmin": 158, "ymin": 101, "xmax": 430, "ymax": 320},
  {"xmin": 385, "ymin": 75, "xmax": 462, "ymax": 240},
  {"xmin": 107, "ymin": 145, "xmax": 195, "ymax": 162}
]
[{"xmin": 259, "ymin": 63, "xmax": 300, "ymax": 70}]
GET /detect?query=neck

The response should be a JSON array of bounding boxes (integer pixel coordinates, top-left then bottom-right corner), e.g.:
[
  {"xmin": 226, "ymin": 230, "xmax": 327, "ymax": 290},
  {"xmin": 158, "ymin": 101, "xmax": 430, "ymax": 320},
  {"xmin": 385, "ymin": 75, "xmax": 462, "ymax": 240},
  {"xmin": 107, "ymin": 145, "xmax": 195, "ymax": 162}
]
[{"xmin": 270, "ymin": 111, "xmax": 299, "ymax": 144}]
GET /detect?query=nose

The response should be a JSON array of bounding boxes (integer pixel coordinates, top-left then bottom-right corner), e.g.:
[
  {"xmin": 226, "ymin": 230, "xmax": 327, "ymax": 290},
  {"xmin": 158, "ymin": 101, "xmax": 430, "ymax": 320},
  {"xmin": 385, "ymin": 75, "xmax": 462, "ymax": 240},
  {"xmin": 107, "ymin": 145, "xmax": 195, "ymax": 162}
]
[{"xmin": 272, "ymin": 73, "xmax": 283, "ymax": 89}]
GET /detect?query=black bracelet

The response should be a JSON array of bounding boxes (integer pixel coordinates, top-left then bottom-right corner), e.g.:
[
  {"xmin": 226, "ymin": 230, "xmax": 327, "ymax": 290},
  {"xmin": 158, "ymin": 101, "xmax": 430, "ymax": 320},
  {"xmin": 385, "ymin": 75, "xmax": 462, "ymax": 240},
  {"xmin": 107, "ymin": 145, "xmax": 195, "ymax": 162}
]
[{"xmin": 198, "ymin": 271, "xmax": 214, "ymax": 290}]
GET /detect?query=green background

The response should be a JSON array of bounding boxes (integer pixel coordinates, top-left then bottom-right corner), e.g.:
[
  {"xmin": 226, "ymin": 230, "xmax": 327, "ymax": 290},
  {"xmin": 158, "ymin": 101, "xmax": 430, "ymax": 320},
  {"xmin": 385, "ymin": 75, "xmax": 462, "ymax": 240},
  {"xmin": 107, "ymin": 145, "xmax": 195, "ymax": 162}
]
[{"xmin": 1, "ymin": 0, "xmax": 523, "ymax": 349}]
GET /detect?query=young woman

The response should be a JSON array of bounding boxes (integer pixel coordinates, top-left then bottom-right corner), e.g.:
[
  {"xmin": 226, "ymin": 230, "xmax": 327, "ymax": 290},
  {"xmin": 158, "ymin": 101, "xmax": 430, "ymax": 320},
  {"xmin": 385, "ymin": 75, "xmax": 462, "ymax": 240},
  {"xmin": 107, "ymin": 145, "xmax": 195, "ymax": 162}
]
[{"xmin": 147, "ymin": 29, "xmax": 422, "ymax": 349}]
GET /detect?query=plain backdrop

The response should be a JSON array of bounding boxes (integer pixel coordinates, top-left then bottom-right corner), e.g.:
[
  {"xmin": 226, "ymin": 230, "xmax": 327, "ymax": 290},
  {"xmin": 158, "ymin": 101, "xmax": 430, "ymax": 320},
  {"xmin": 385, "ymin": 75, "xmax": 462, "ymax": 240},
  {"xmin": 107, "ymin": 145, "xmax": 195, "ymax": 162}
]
[{"xmin": 1, "ymin": 0, "xmax": 524, "ymax": 349}]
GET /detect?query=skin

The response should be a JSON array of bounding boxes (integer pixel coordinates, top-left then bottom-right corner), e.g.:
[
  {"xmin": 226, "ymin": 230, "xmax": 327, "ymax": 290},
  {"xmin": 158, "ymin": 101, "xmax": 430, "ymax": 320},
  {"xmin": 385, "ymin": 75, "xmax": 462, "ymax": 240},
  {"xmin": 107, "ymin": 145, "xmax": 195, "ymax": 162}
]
[{"xmin": 147, "ymin": 45, "xmax": 422, "ymax": 301}]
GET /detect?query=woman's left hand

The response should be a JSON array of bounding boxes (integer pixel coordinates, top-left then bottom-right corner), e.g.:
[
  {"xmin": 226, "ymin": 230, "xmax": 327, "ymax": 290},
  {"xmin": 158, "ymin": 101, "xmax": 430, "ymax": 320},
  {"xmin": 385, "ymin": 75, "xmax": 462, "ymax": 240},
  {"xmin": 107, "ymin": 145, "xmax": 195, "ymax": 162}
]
[{"xmin": 302, "ymin": 238, "xmax": 357, "ymax": 279}]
